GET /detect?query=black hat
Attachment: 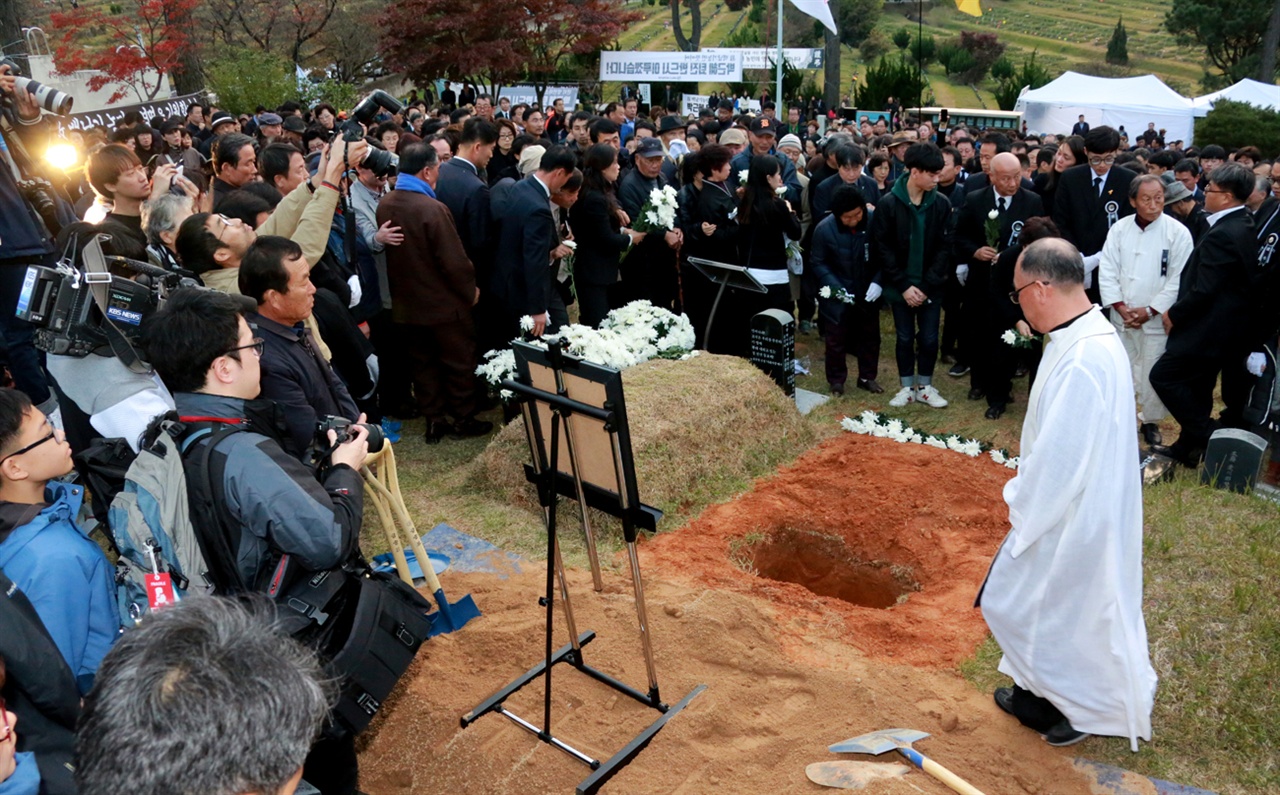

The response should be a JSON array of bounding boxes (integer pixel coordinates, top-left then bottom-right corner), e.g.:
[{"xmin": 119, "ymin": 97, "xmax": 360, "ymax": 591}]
[
  {"xmin": 159, "ymin": 117, "xmax": 184, "ymax": 134},
  {"xmin": 658, "ymin": 115, "xmax": 684, "ymax": 134},
  {"xmin": 282, "ymin": 116, "xmax": 307, "ymax": 133},
  {"xmin": 635, "ymin": 137, "xmax": 665, "ymax": 158},
  {"xmin": 210, "ymin": 111, "xmax": 236, "ymax": 130},
  {"xmin": 748, "ymin": 116, "xmax": 777, "ymax": 135}
]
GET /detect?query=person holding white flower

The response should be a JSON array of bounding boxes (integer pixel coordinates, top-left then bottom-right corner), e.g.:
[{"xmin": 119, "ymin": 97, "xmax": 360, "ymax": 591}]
[
  {"xmin": 682, "ymin": 144, "xmax": 740, "ymax": 349},
  {"xmin": 571, "ymin": 143, "xmax": 645, "ymax": 327},
  {"xmin": 731, "ymin": 155, "xmax": 802, "ymax": 355},
  {"xmin": 1097, "ymin": 174, "xmax": 1192, "ymax": 447},
  {"xmin": 618, "ymin": 138, "xmax": 684, "ymax": 311},
  {"xmin": 810, "ymin": 185, "xmax": 883, "ymax": 395},
  {"xmin": 870, "ymin": 142, "xmax": 954, "ymax": 408}
]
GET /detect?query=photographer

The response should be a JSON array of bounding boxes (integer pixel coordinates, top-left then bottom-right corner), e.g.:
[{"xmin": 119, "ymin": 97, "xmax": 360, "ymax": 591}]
[
  {"xmin": 142, "ymin": 287, "xmax": 368, "ymax": 794},
  {"xmin": 0, "ymin": 62, "xmax": 63, "ymax": 420}
]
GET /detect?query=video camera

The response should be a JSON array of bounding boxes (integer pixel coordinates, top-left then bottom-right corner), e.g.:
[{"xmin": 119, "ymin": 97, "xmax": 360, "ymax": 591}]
[
  {"xmin": 16, "ymin": 234, "xmax": 196, "ymax": 361},
  {"xmin": 336, "ymin": 89, "xmax": 402, "ymax": 177},
  {"xmin": 0, "ymin": 57, "xmax": 74, "ymax": 116}
]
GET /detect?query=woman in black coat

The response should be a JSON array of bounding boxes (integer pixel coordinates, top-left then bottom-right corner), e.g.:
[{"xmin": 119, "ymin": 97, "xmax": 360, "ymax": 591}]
[
  {"xmin": 1032, "ymin": 134, "xmax": 1084, "ymax": 218},
  {"xmin": 569, "ymin": 143, "xmax": 643, "ymax": 327},
  {"xmin": 679, "ymin": 143, "xmax": 738, "ymax": 348}
]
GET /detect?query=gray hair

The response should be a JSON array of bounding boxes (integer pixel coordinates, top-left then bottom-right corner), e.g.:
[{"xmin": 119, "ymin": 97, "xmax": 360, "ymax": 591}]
[
  {"xmin": 1255, "ymin": 175, "xmax": 1272, "ymax": 196},
  {"xmin": 1128, "ymin": 174, "xmax": 1164, "ymax": 200},
  {"xmin": 142, "ymin": 194, "xmax": 193, "ymax": 247},
  {"xmin": 75, "ymin": 596, "xmax": 334, "ymax": 795},
  {"xmin": 1020, "ymin": 238, "xmax": 1084, "ymax": 285}
]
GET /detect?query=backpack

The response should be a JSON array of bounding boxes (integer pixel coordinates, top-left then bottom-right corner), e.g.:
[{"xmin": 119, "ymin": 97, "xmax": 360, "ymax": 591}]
[{"xmin": 105, "ymin": 414, "xmax": 238, "ymax": 627}]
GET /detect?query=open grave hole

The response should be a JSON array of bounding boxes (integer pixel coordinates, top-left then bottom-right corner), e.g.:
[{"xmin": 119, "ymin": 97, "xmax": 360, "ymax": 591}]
[{"xmin": 734, "ymin": 526, "xmax": 921, "ymax": 609}]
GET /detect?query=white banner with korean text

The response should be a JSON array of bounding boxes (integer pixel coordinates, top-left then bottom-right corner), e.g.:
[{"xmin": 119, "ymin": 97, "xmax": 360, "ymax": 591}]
[{"xmin": 600, "ymin": 51, "xmax": 743, "ymax": 83}]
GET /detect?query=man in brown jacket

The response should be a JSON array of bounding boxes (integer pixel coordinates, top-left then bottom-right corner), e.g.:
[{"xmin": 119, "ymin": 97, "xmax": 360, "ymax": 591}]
[{"xmin": 377, "ymin": 142, "xmax": 492, "ymax": 443}]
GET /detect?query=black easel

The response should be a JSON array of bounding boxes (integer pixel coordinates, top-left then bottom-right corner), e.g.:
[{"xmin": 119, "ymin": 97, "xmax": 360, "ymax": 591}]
[{"xmin": 460, "ymin": 342, "xmax": 705, "ymax": 795}]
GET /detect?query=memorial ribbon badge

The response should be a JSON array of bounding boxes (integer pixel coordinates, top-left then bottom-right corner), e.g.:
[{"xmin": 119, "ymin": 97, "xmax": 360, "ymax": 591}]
[
  {"xmin": 1007, "ymin": 220, "xmax": 1024, "ymax": 249},
  {"xmin": 1260, "ymin": 233, "xmax": 1277, "ymax": 268},
  {"xmin": 1105, "ymin": 200, "xmax": 1119, "ymax": 229}
]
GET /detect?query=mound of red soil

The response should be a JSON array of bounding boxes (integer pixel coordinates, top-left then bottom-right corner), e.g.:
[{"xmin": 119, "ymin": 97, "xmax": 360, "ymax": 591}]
[{"xmin": 639, "ymin": 431, "xmax": 1016, "ymax": 668}]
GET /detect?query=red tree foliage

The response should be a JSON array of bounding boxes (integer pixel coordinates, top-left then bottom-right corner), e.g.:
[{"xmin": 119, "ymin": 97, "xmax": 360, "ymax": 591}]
[
  {"xmin": 50, "ymin": 0, "xmax": 196, "ymax": 103},
  {"xmin": 380, "ymin": 0, "xmax": 640, "ymax": 97}
]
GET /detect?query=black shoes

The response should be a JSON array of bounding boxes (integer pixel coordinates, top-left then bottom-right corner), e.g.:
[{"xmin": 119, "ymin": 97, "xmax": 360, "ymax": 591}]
[
  {"xmin": 968, "ymin": 387, "xmax": 985, "ymax": 400},
  {"xmin": 424, "ymin": 420, "xmax": 452, "ymax": 444},
  {"xmin": 948, "ymin": 362, "xmax": 970, "ymax": 377},
  {"xmin": 1140, "ymin": 422, "xmax": 1162, "ymax": 446},
  {"xmin": 1042, "ymin": 719, "xmax": 1091, "ymax": 747},
  {"xmin": 829, "ymin": 383, "xmax": 845, "ymax": 397},
  {"xmin": 857, "ymin": 378, "xmax": 884, "ymax": 394},
  {"xmin": 452, "ymin": 417, "xmax": 494, "ymax": 439},
  {"xmin": 1151, "ymin": 441, "xmax": 1204, "ymax": 468},
  {"xmin": 993, "ymin": 687, "xmax": 1015, "ymax": 716},
  {"xmin": 985, "ymin": 404, "xmax": 1006, "ymax": 420}
]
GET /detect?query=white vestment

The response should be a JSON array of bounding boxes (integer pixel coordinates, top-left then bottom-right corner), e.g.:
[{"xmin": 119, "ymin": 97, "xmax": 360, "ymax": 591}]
[
  {"xmin": 981, "ymin": 307, "xmax": 1157, "ymax": 751},
  {"xmin": 1097, "ymin": 214, "xmax": 1192, "ymax": 422}
]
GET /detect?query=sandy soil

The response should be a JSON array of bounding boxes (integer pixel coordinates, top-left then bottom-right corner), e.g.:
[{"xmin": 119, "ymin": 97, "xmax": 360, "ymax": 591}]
[{"xmin": 358, "ymin": 433, "xmax": 1098, "ymax": 795}]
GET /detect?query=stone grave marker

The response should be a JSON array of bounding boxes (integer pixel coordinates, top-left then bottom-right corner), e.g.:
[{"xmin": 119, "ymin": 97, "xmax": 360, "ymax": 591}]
[{"xmin": 750, "ymin": 309, "xmax": 795, "ymax": 397}]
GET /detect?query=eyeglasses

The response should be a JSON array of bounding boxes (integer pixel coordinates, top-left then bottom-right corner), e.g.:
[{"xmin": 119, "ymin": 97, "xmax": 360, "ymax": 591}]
[
  {"xmin": 224, "ymin": 337, "xmax": 264, "ymax": 359},
  {"xmin": 1204, "ymin": 188, "xmax": 1231, "ymax": 194},
  {"xmin": 215, "ymin": 213, "xmax": 236, "ymax": 241},
  {"xmin": 0, "ymin": 431, "xmax": 56, "ymax": 465},
  {"xmin": 1087, "ymin": 155, "xmax": 1117, "ymax": 167},
  {"xmin": 1009, "ymin": 281, "xmax": 1049, "ymax": 304}
]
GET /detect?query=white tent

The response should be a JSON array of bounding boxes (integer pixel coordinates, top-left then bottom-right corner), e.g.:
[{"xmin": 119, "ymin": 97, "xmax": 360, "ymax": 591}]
[
  {"xmin": 1193, "ymin": 78, "xmax": 1280, "ymax": 112},
  {"xmin": 1015, "ymin": 71, "xmax": 1204, "ymax": 145}
]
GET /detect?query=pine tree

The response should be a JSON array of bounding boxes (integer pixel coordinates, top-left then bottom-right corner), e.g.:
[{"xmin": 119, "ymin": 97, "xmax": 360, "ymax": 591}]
[{"xmin": 1106, "ymin": 18, "xmax": 1130, "ymax": 66}]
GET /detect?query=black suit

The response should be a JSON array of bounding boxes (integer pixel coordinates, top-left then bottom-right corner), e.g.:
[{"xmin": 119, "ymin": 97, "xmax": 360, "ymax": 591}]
[
  {"xmin": 492, "ymin": 176, "xmax": 556, "ymax": 331},
  {"xmin": 437, "ymin": 156, "xmax": 501, "ymax": 354},
  {"xmin": 569, "ymin": 188, "xmax": 633, "ymax": 326},
  {"xmin": 954, "ymin": 186, "xmax": 1043, "ymax": 406},
  {"xmin": 1052, "ymin": 163, "xmax": 1135, "ymax": 302},
  {"xmin": 1150, "ymin": 208, "xmax": 1259, "ymax": 452},
  {"xmin": 1071, "ymin": 121, "xmax": 1089, "ymax": 136}
]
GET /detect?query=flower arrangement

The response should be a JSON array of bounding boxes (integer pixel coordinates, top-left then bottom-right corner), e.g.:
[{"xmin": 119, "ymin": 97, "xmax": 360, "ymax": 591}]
[
  {"xmin": 1001, "ymin": 328, "xmax": 1040, "ymax": 349},
  {"xmin": 476, "ymin": 301, "xmax": 699, "ymax": 398},
  {"xmin": 632, "ymin": 185, "xmax": 679, "ymax": 234},
  {"xmin": 985, "ymin": 208, "xmax": 1001, "ymax": 249},
  {"xmin": 819, "ymin": 285, "xmax": 856, "ymax": 305},
  {"xmin": 840, "ymin": 411, "xmax": 1020, "ymax": 469}
]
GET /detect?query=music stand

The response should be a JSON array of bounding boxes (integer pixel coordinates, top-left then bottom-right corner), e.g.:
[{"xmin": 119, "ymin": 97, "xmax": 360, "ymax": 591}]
[
  {"xmin": 687, "ymin": 256, "xmax": 766, "ymax": 351},
  {"xmin": 460, "ymin": 340, "xmax": 705, "ymax": 795}
]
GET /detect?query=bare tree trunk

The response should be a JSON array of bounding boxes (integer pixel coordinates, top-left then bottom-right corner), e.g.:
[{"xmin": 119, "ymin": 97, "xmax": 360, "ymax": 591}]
[
  {"xmin": 1261, "ymin": 0, "xmax": 1280, "ymax": 83},
  {"xmin": 823, "ymin": 26, "xmax": 839, "ymax": 115},
  {"xmin": 0, "ymin": 0, "xmax": 30, "ymax": 73},
  {"xmin": 670, "ymin": 0, "xmax": 701, "ymax": 53}
]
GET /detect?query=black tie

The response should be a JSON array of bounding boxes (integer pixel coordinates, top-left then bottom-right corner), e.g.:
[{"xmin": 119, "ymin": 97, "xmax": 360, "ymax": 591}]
[
  {"xmin": 997, "ymin": 197, "xmax": 1007, "ymax": 213},
  {"xmin": 1093, "ymin": 175, "xmax": 1103, "ymax": 195}
]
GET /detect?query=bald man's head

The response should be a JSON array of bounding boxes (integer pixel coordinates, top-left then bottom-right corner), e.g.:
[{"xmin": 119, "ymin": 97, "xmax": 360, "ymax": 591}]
[{"xmin": 991, "ymin": 152, "xmax": 1022, "ymax": 197}]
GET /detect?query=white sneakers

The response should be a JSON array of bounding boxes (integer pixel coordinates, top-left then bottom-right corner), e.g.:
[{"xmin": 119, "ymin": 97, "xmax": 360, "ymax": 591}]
[
  {"xmin": 889, "ymin": 386, "xmax": 915, "ymax": 407},
  {"xmin": 888, "ymin": 385, "xmax": 949, "ymax": 408},
  {"xmin": 915, "ymin": 385, "xmax": 949, "ymax": 408}
]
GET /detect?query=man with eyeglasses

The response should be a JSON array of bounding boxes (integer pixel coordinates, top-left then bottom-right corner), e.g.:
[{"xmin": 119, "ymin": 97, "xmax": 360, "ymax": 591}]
[
  {"xmin": 142, "ymin": 287, "xmax": 369, "ymax": 794},
  {"xmin": 982, "ymin": 237, "xmax": 1156, "ymax": 752},
  {"xmin": 1052, "ymin": 126, "xmax": 1136, "ymax": 304},
  {"xmin": 0, "ymin": 387, "xmax": 119, "ymax": 707}
]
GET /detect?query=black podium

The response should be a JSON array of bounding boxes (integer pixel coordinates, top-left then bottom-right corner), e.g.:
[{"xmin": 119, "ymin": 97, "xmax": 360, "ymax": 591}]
[
  {"xmin": 687, "ymin": 255, "xmax": 765, "ymax": 351},
  {"xmin": 460, "ymin": 340, "xmax": 705, "ymax": 795}
]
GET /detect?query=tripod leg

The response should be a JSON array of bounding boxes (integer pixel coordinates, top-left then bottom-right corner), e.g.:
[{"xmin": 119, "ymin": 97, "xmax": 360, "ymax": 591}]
[
  {"xmin": 562, "ymin": 412, "xmax": 604, "ymax": 591},
  {"xmin": 542, "ymin": 412, "xmax": 561, "ymax": 737},
  {"xmin": 553, "ymin": 532, "xmax": 581, "ymax": 648},
  {"xmin": 625, "ymin": 537, "xmax": 660, "ymax": 701}
]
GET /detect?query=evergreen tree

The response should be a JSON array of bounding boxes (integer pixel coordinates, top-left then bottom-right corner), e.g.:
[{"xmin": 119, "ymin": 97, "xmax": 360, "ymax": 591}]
[{"xmin": 1106, "ymin": 18, "xmax": 1130, "ymax": 66}]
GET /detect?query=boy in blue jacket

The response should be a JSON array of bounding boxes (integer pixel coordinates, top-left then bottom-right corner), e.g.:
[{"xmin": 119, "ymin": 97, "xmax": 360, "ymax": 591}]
[{"xmin": 0, "ymin": 388, "xmax": 118, "ymax": 695}]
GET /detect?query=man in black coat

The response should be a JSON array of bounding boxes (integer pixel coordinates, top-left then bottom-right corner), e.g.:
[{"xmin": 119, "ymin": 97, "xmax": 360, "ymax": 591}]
[
  {"xmin": 617, "ymin": 138, "xmax": 683, "ymax": 310},
  {"xmin": 1150, "ymin": 162, "xmax": 1260, "ymax": 466},
  {"xmin": 1052, "ymin": 126, "xmax": 1135, "ymax": 303},
  {"xmin": 954, "ymin": 152, "xmax": 1044, "ymax": 418},
  {"xmin": 436, "ymin": 118, "xmax": 500, "ymax": 353},
  {"xmin": 492, "ymin": 146, "xmax": 576, "ymax": 338},
  {"xmin": 1071, "ymin": 115, "xmax": 1089, "ymax": 136}
]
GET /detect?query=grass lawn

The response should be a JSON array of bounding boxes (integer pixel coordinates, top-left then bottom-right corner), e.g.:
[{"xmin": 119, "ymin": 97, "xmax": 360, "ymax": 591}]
[{"xmin": 383, "ymin": 311, "xmax": 1279, "ymax": 795}]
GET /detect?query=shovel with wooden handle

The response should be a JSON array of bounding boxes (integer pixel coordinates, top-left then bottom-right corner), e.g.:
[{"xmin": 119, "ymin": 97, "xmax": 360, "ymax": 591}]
[{"xmin": 829, "ymin": 729, "xmax": 987, "ymax": 795}]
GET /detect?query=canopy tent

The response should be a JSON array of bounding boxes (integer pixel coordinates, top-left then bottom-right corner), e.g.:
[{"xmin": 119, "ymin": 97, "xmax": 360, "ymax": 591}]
[
  {"xmin": 1015, "ymin": 71, "xmax": 1205, "ymax": 145},
  {"xmin": 1193, "ymin": 78, "xmax": 1280, "ymax": 112}
]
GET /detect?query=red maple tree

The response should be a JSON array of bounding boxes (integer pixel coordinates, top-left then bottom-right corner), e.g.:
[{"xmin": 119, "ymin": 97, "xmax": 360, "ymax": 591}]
[{"xmin": 50, "ymin": 0, "xmax": 197, "ymax": 104}]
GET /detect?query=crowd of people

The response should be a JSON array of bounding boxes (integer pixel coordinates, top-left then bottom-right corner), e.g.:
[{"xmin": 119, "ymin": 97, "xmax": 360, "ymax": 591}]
[{"xmin": 1, "ymin": 53, "xmax": 1280, "ymax": 793}]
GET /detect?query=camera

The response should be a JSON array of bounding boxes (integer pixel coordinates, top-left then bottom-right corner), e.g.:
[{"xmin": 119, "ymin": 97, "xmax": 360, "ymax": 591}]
[
  {"xmin": 18, "ymin": 177, "xmax": 62, "ymax": 237},
  {"xmin": 17, "ymin": 234, "xmax": 197, "ymax": 357},
  {"xmin": 316, "ymin": 415, "xmax": 385, "ymax": 454},
  {"xmin": 334, "ymin": 89, "xmax": 402, "ymax": 177},
  {"xmin": 0, "ymin": 58, "xmax": 74, "ymax": 116}
]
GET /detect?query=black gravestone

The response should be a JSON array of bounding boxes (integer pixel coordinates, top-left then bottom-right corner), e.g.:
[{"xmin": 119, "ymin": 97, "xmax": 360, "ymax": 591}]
[
  {"xmin": 1201, "ymin": 428, "xmax": 1268, "ymax": 493},
  {"xmin": 750, "ymin": 309, "xmax": 795, "ymax": 397}
]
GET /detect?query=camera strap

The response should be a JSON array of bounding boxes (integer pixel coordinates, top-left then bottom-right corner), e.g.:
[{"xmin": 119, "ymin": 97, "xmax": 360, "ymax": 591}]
[{"xmin": 82, "ymin": 234, "xmax": 151, "ymax": 374}]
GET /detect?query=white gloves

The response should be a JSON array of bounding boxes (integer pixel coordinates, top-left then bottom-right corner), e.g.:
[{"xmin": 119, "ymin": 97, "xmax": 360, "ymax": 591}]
[
  {"xmin": 864, "ymin": 283, "xmax": 883, "ymax": 302},
  {"xmin": 1081, "ymin": 253, "xmax": 1102, "ymax": 272},
  {"xmin": 1246, "ymin": 352, "xmax": 1268, "ymax": 376},
  {"xmin": 347, "ymin": 274, "xmax": 363, "ymax": 309},
  {"xmin": 956, "ymin": 264, "xmax": 969, "ymax": 287}
]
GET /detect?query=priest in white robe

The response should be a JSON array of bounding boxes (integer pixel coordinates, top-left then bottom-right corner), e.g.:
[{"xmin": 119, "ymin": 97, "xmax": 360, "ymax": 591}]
[{"xmin": 979, "ymin": 237, "xmax": 1157, "ymax": 750}]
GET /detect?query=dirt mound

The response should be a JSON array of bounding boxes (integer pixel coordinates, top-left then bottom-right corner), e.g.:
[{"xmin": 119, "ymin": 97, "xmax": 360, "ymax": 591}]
[{"xmin": 640, "ymin": 431, "xmax": 1016, "ymax": 668}]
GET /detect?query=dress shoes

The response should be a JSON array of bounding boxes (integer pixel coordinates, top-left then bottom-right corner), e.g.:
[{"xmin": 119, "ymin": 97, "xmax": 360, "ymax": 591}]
[
  {"xmin": 993, "ymin": 687, "xmax": 1016, "ymax": 716},
  {"xmin": 857, "ymin": 378, "xmax": 884, "ymax": 394},
  {"xmin": 451, "ymin": 417, "xmax": 495, "ymax": 439},
  {"xmin": 985, "ymin": 404, "xmax": 1006, "ymax": 420},
  {"xmin": 829, "ymin": 382, "xmax": 845, "ymax": 397},
  {"xmin": 424, "ymin": 420, "xmax": 453, "ymax": 444},
  {"xmin": 1151, "ymin": 442, "xmax": 1204, "ymax": 468},
  {"xmin": 1042, "ymin": 719, "xmax": 1090, "ymax": 747},
  {"xmin": 968, "ymin": 387, "xmax": 985, "ymax": 401},
  {"xmin": 1140, "ymin": 422, "xmax": 1162, "ymax": 446}
]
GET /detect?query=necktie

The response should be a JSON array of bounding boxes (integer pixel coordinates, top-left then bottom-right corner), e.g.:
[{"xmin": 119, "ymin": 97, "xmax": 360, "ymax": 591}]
[
  {"xmin": 997, "ymin": 197, "xmax": 1007, "ymax": 213},
  {"xmin": 1094, "ymin": 175, "xmax": 1104, "ymax": 195}
]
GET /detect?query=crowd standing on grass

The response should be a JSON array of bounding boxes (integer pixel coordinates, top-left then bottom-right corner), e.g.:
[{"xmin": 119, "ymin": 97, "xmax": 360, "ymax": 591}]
[{"xmin": 1, "ymin": 56, "xmax": 1279, "ymax": 793}]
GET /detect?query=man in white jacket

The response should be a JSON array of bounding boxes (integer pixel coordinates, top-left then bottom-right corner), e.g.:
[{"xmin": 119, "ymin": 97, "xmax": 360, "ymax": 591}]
[
  {"xmin": 980, "ymin": 237, "xmax": 1157, "ymax": 750},
  {"xmin": 1098, "ymin": 174, "xmax": 1193, "ymax": 447}
]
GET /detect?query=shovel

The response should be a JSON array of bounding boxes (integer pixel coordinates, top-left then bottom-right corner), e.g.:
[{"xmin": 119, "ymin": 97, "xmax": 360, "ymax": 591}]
[
  {"xmin": 362, "ymin": 447, "xmax": 481, "ymax": 636},
  {"xmin": 829, "ymin": 729, "xmax": 987, "ymax": 795},
  {"xmin": 806, "ymin": 760, "xmax": 910, "ymax": 789}
]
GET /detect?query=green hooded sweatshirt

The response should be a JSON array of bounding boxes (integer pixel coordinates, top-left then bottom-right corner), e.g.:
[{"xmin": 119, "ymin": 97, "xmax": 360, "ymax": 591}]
[{"xmin": 883, "ymin": 173, "xmax": 939, "ymax": 304}]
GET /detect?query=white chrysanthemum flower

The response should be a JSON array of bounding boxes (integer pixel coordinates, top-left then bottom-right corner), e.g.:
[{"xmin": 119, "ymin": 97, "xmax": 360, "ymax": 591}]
[
  {"xmin": 1001, "ymin": 329, "xmax": 1017, "ymax": 346},
  {"xmin": 988, "ymin": 209, "xmax": 999, "ymax": 220},
  {"xmin": 990, "ymin": 449, "xmax": 1007, "ymax": 464},
  {"xmin": 738, "ymin": 169, "xmax": 750, "ymax": 183},
  {"xmin": 499, "ymin": 388, "xmax": 514, "ymax": 401},
  {"xmin": 910, "ymin": 432, "xmax": 924, "ymax": 444},
  {"xmin": 519, "ymin": 315, "xmax": 535, "ymax": 333},
  {"xmin": 775, "ymin": 186, "xmax": 788, "ymax": 197},
  {"xmin": 961, "ymin": 440, "xmax": 983, "ymax": 457},
  {"xmin": 886, "ymin": 419, "xmax": 905, "ymax": 436},
  {"xmin": 946, "ymin": 435, "xmax": 964, "ymax": 451},
  {"xmin": 860, "ymin": 410, "xmax": 878, "ymax": 424},
  {"xmin": 925, "ymin": 436, "xmax": 948, "ymax": 449},
  {"xmin": 1005, "ymin": 457, "xmax": 1020, "ymax": 470},
  {"xmin": 819, "ymin": 286, "xmax": 832, "ymax": 298}
]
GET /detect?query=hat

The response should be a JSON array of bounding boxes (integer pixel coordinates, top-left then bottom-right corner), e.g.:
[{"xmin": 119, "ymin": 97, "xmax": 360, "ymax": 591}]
[
  {"xmin": 259, "ymin": 112, "xmax": 283, "ymax": 126},
  {"xmin": 777, "ymin": 133, "xmax": 803, "ymax": 151},
  {"xmin": 658, "ymin": 115, "xmax": 684, "ymax": 134},
  {"xmin": 210, "ymin": 111, "xmax": 236, "ymax": 130},
  {"xmin": 718, "ymin": 127, "xmax": 748, "ymax": 147},
  {"xmin": 748, "ymin": 116, "xmax": 777, "ymax": 135},
  {"xmin": 518, "ymin": 145, "xmax": 546, "ymax": 177},
  {"xmin": 635, "ymin": 137, "xmax": 665, "ymax": 158},
  {"xmin": 1163, "ymin": 176, "xmax": 1193, "ymax": 205},
  {"xmin": 282, "ymin": 116, "xmax": 307, "ymax": 133},
  {"xmin": 888, "ymin": 131, "xmax": 913, "ymax": 148},
  {"xmin": 160, "ymin": 117, "xmax": 184, "ymax": 134}
]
